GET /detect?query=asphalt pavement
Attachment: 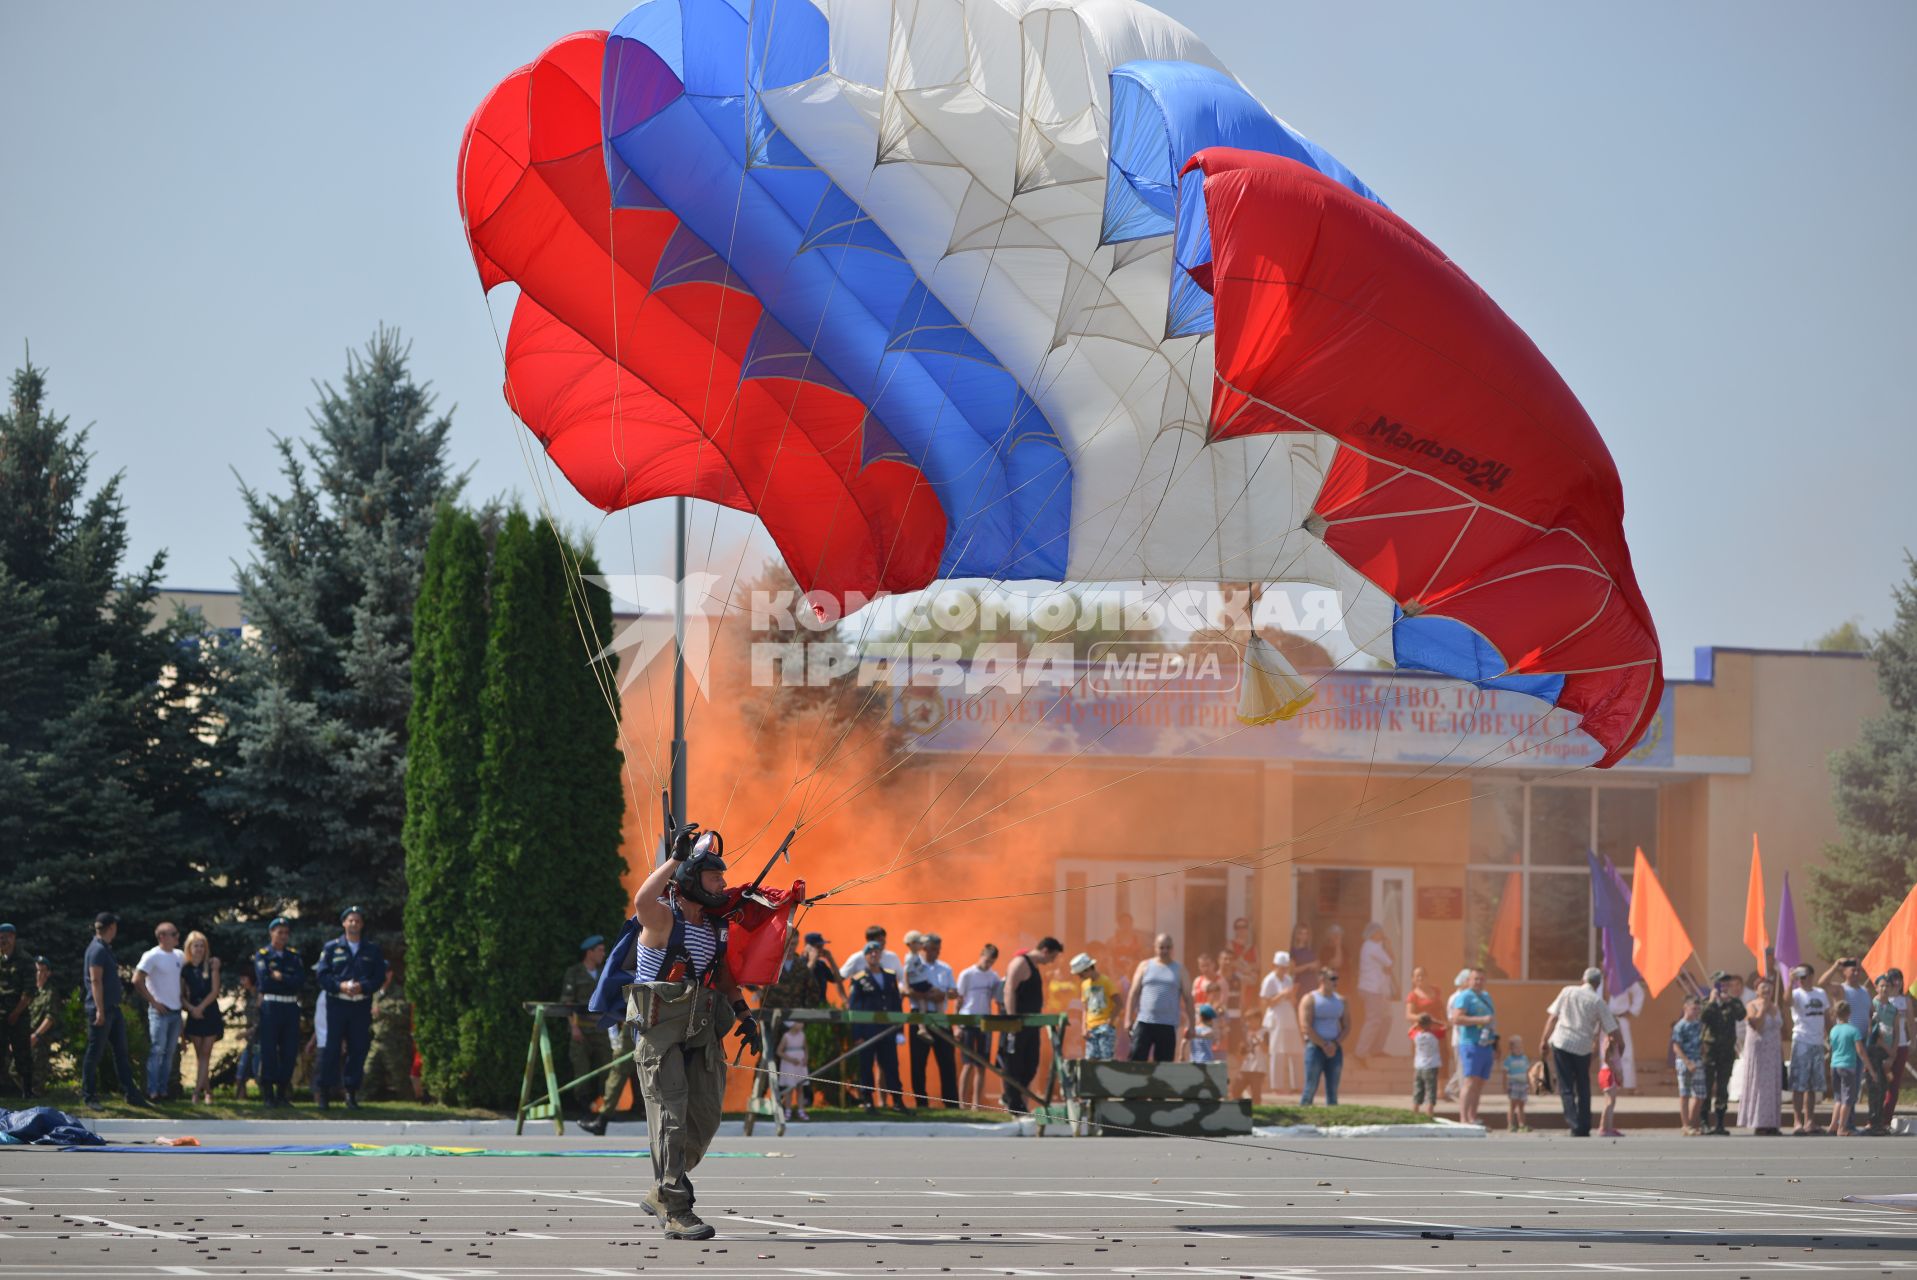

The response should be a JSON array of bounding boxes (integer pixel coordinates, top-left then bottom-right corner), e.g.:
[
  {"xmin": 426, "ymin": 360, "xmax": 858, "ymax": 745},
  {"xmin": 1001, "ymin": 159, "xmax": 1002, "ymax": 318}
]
[{"xmin": 1, "ymin": 1131, "xmax": 1912, "ymax": 1277}]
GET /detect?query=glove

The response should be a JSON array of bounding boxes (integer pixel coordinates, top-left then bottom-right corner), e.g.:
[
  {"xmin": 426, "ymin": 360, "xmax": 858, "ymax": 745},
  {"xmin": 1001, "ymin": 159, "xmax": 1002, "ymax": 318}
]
[
  {"xmin": 732, "ymin": 1002, "xmax": 761, "ymax": 1056},
  {"xmin": 670, "ymin": 823, "xmax": 702, "ymax": 862}
]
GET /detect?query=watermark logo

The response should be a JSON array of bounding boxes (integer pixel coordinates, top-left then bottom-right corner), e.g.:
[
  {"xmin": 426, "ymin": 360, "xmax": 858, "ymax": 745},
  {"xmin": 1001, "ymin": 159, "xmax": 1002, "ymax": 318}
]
[
  {"xmin": 585, "ymin": 577, "xmax": 1347, "ymax": 698},
  {"xmin": 583, "ymin": 573, "xmax": 722, "ymax": 698}
]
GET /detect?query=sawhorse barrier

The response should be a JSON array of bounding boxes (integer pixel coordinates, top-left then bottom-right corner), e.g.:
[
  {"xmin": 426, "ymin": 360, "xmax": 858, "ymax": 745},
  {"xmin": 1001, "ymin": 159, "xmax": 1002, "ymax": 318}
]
[
  {"xmin": 742, "ymin": 1007, "xmax": 1069, "ymax": 1137},
  {"xmin": 514, "ymin": 1001, "xmax": 633, "ymax": 1136}
]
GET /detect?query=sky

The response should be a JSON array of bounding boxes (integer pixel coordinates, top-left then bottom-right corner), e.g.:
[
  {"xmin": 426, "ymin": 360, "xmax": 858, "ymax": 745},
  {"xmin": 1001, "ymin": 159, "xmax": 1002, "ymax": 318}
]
[{"xmin": 4, "ymin": 1, "xmax": 1913, "ymax": 677}]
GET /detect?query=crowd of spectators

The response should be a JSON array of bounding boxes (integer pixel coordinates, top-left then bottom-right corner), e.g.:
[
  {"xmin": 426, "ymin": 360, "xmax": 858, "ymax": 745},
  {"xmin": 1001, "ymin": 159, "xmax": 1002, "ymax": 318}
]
[
  {"xmin": 741, "ymin": 914, "xmax": 1913, "ymax": 1138},
  {"xmin": 0, "ymin": 910, "xmax": 415, "ymax": 1112}
]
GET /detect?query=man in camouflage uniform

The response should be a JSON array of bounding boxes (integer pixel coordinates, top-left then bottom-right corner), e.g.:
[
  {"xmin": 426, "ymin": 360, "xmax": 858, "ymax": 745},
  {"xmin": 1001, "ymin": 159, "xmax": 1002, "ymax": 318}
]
[
  {"xmin": 360, "ymin": 982, "xmax": 414, "ymax": 1102},
  {"xmin": 0, "ymin": 925, "xmax": 31, "ymax": 1097},
  {"xmin": 1698, "ymin": 969, "xmax": 1746, "ymax": 1137},
  {"xmin": 564, "ymin": 936, "xmax": 636, "ymax": 1136},
  {"xmin": 562, "ymin": 936, "xmax": 613, "ymax": 1114},
  {"xmin": 28, "ymin": 955, "xmax": 62, "ymax": 1094}
]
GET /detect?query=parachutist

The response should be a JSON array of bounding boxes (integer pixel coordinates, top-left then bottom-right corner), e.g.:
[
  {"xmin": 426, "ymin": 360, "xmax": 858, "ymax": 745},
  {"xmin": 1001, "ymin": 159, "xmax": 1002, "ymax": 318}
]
[{"xmin": 607, "ymin": 814, "xmax": 758, "ymax": 1242}]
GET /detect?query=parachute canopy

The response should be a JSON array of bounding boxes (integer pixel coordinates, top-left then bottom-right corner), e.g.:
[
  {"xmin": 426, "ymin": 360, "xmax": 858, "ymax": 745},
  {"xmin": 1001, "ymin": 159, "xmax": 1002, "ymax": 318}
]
[{"xmin": 458, "ymin": 0, "xmax": 1661, "ymax": 765}]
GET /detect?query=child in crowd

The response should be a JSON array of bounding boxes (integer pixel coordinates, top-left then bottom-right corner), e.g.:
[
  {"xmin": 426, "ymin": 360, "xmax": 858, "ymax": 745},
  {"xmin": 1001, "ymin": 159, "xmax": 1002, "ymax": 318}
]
[
  {"xmin": 1501, "ymin": 1033, "xmax": 1530, "ymax": 1133},
  {"xmin": 1409, "ymin": 1014, "xmax": 1442, "ymax": 1118},
  {"xmin": 1188, "ymin": 1004, "xmax": 1220, "ymax": 1063},
  {"xmin": 232, "ymin": 969, "xmax": 261, "ymax": 1101},
  {"xmin": 1827, "ymin": 999, "xmax": 1866, "ymax": 1137},
  {"xmin": 1596, "ymin": 1034, "xmax": 1625, "ymax": 1137},
  {"xmin": 777, "ymin": 1021, "xmax": 811, "ymax": 1121},
  {"xmin": 1672, "ymin": 995, "xmax": 1705, "ymax": 1135},
  {"xmin": 1071, "ymin": 953, "xmax": 1121, "ymax": 1062}
]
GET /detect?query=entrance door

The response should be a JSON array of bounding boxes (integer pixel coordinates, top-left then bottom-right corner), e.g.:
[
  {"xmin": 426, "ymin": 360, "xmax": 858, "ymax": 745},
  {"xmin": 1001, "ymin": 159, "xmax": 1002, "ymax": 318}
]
[
  {"xmin": 1293, "ymin": 865, "xmax": 1416, "ymax": 1057},
  {"xmin": 1371, "ymin": 867, "xmax": 1414, "ymax": 1008}
]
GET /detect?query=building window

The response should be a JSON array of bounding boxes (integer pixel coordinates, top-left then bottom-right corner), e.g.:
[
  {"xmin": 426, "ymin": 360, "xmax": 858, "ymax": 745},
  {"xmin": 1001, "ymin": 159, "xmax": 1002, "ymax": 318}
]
[{"xmin": 1463, "ymin": 782, "xmax": 1658, "ymax": 982}]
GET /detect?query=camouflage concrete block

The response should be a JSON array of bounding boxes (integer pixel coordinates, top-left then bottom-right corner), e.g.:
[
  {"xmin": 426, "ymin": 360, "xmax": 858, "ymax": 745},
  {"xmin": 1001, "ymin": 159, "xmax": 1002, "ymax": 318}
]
[
  {"xmin": 1090, "ymin": 1098, "xmax": 1253, "ymax": 1137},
  {"xmin": 1062, "ymin": 1059, "xmax": 1228, "ymax": 1101}
]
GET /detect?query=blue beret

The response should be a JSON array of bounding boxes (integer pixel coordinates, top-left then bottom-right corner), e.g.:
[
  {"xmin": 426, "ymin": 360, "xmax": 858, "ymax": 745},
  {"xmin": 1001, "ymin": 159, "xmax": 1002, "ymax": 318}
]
[
  {"xmin": 0, "ymin": 923, "xmax": 15, "ymax": 934},
  {"xmin": 269, "ymin": 917, "xmax": 291, "ymax": 930},
  {"xmin": 340, "ymin": 905, "xmax": 365, "ymax": 923},
  {"xmin": 580, "ymin": 934, "xmax": 605, "ymax": 952}
]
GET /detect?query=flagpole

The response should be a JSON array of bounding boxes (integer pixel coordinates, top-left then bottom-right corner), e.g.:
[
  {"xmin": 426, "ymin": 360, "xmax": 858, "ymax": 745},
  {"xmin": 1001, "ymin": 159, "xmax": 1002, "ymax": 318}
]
[{"xmin": 665, "ymin": 495, "xmax": 688, "ymax": 866}]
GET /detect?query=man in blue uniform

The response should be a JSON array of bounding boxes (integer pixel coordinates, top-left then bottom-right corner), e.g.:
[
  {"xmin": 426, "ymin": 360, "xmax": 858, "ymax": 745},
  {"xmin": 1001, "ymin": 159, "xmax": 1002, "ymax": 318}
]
[
  {"xmin": 315, "ymin": 905, "xmax": 387, "ymax": 1110},
  {"xmin": 254, "ymin": 917, "xmax": 306, "ymax": 1108}
]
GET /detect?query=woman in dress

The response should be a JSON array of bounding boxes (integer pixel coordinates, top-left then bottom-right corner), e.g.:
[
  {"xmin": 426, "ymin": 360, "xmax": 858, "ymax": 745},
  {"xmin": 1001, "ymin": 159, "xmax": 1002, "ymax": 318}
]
[
  {"xmin": 1736, "ymin": 976, "xmax": 1784, "ymax": 1135},
  {"xmin": 1262, "ymin": 950, "xmax": 1302, "ymax": 1092},
  {"xmin": 180, "ymin": 931, "xmax": 224, "ymax": 1105},
  {"xmin": 1403, "ymin": 966, "xmax": 1449, "ymax": 1085}
]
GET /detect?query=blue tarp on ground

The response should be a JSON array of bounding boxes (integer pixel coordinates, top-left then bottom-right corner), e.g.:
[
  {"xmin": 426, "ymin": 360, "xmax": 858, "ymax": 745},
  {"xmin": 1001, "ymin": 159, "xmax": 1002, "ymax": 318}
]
[{"xmin": 1, "ymin": 1106, "xmax": 105, "ymax": 1146}]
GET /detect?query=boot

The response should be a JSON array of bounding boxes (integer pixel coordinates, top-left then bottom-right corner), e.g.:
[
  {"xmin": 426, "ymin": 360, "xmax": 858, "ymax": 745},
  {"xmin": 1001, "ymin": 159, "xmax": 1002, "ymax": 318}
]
[
  {"xmin": 663, "ymin": 1207, "xmax": 715, "ymax": 1241},
  {"xmin": 579, "ymin": 1109, "xmax": 609, "ymax": 1136},
  {"xmin": 314, "ymin": 1088, "xmax": 330, "ymax": 1110},
  {"xmin": 345, "ymin": 1091, "xmax": 361, "ymax": 1111}
]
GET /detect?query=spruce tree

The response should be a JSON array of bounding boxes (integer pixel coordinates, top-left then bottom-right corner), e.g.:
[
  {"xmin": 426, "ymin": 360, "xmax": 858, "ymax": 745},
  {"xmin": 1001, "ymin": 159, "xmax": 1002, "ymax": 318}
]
[
  {"xmin": 1811, "ymin": 554, "xmax": 1917, "ymax": 957},
  {"xmin": 0, "ymin": 356, "xmax": 227, "ymax": 950},
  {"xmin": 402, "ymin": 505, "xmax": 488, "ymax": 1103},
  {"xmin": 208, "ymin": 328, "xmax": 459, "ymax": 944}
]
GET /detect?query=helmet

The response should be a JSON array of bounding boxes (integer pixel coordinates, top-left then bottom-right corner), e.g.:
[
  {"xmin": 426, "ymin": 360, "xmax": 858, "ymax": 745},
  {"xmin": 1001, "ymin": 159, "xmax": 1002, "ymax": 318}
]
[{"xmin": 672, "ymin": 825, "xmax": 730, "ymax": 912}]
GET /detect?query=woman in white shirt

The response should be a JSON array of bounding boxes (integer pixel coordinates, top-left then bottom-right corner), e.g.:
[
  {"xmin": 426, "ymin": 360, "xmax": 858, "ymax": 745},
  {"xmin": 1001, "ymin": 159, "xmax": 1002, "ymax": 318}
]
[
  {"xmin": 1605, "ymin": 978, "xmax": 1645, "ymax": 1090},
  {"xmin": 1261, "ymin": 950, "xmax": 1302, "ymax": 1092}
]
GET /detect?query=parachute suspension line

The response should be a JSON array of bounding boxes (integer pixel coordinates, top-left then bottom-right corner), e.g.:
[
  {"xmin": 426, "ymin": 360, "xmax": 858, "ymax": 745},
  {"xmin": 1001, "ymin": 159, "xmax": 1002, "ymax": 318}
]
[
  {"xmin": 781, "ymin": 339, "xmax": 1250, "ymax": 853},
  {"xmin": 477, "ymin": 264, "xmax": 662, "ymax": 827},
  {"xmin": 777, "ymin": 149, "xmax": 1077, "ymax": 830},
  {"xmin": 709, "ymin": 1048, "xmax": 1808, "ymax": 1213},
  {"xmin": 816, "ymin": 722, "xmax": 1586, "ymax": 911},
  {"xmin": 787, "ymin": 298, "xmax": 1206, "ymax": 825},
  {"xmin": 808, "ymin": 407, "xmax": 1323, "ymax": 893},
  {"xmin": 823, "ymin": 584, "xmax": 1405, "ymax": 898}
]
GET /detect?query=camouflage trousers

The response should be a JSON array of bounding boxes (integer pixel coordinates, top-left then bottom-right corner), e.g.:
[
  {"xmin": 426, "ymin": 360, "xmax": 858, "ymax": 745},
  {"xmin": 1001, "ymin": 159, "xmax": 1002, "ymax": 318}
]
[
  {"xmin": 361, "ymin": 1034, "xmax": 413, "ymax": 1101},
  {"xmin": 630, "ymin": 982, "xmax": 735, "ymax": 1215}
]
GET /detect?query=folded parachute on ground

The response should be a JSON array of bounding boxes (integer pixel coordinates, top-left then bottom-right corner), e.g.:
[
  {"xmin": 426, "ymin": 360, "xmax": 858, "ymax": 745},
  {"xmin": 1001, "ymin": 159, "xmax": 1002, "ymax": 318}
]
[{"xmin": 458, "ymin": 0, "xmax": 1661, "ymax": 765}]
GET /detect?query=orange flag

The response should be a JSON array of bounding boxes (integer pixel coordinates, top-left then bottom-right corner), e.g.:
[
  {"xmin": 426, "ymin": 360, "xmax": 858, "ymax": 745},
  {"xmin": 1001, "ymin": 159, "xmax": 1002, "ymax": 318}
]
[
  {"xmin": 1743, "ymin": 835, "xmax": 1770, "ymax": 975},
  {"xmin": 1863, "ymin": 881, "xmax": 1917, "ymax": 982},
  {"xmin": 1487, "ymin": 870, "xmax": 1523, "ymax": 979},
  {"xmin": 1629, "ymin": 847, "xmax": 1695, "ymax": 997}
]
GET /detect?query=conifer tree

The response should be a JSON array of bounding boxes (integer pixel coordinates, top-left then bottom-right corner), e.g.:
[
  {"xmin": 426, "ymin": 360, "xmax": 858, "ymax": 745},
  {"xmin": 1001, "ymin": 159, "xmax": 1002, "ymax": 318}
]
[
  {"xmin": 0, "ymin": 356, "xmax": 227, "ymax": 949},
  {"xmin": 209, "ymin": 329, "xmax": 458, "ymax": 942},
  {"xmin": 459, "ymin": 510, "xmax": 568, "ymax": 1103},
  {"xmin": 402, "ymin": 505, "xmax": 488, "ymax": 1102},
  {"xmin": 538, "ymin": 545, "xmax": 632, "ymax": 978},
  {"xmin": 1811, "ymin": 554, "xmax": 1917, "ymax": 957}
]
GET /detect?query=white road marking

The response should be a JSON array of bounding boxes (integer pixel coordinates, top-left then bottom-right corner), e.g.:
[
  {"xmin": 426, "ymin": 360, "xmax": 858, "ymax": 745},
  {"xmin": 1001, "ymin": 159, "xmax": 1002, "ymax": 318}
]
[
  {"xmin": 1032, "ymin": 1189, "xmax": 1246, "ymax": 1210},
  {"xmin": 717, "ymin": 1212, "xmax": 925, "ymax": 1242},
  {"xmin": 0, "ymin": 1197, "xmax": 27, "ymax": 1207},
  {"xmin": 504, "ymin": 1188, "xmax": 646, "ymax": 1208},
  {"xmin": 58, "ymin": 1216, "xmax": 197, "ymax": 1240}
]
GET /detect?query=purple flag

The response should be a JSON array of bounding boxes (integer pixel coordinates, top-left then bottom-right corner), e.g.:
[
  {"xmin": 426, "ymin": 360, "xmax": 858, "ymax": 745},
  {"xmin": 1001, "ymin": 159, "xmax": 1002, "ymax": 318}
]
[
  {"xmin": 1775, "ymin": 872, "xmax": 1802, "ymax": 974},
  {"xmin": 1587, "ymin": 850, "xmax": 1643, "ymax": 993}
]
